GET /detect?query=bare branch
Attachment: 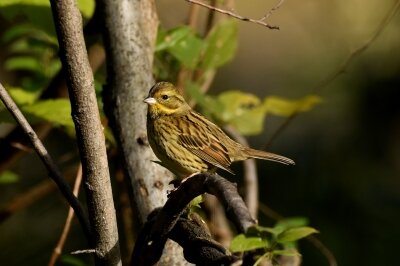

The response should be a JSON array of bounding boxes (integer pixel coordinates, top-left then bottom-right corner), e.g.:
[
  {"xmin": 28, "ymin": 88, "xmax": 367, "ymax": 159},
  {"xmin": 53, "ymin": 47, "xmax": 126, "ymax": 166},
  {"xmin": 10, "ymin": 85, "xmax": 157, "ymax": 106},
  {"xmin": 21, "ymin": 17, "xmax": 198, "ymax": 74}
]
[
  {"xmin": 49, "ymin": 0, "xmax": 121, "ymax": 264},
  {"xmin": 48, "ymin": 164, "xmax": 83, "ymax": 266},
  {"xmin": 133, "ymin": 173, "xmax": 256, "ymax": 265},
  {"xmin": 0, "ymin": 82, "xmax": 92, "ymax": 242},
  {"xmin": 185, "ymin": 0, "xmax": 280, "ymax": 30},
  {"xmin": 265, "ymin": 0, "xmax": 400, "ymax": 148},
  {"xmin": 312, "ymin": 0, "xmax": 400, "ymax": 94},
  {"xmin": 260, "ymin": 0, "xmax": 285, "ymax": 21}
]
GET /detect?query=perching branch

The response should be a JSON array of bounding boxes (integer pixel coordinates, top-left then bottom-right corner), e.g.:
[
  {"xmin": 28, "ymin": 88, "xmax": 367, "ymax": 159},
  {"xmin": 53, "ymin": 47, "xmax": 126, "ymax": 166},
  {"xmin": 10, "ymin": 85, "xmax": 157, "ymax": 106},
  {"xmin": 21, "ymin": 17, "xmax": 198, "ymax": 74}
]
[
  {"xmin": 49, "ymin": 0, "xmax": 121, "ymax": 264},
  {"xmin": 0, "ymin": 82, "xmax": 92, "ymax": 243},
  {"xmin": 185, "ymin": 0, "xmax": 280, "ymax": 30},
  {"xmin": 133, "ymin": 173, "xmax": 256, "ymax": 265}
]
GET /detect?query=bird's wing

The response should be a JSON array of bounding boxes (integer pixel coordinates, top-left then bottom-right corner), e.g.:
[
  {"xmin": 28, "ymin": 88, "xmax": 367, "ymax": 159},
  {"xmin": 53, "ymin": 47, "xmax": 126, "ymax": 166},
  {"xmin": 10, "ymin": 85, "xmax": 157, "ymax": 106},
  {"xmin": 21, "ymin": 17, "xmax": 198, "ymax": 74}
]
[{"xmin": 178, "ymin": 133, "xmax": 234, "ymax": 175}]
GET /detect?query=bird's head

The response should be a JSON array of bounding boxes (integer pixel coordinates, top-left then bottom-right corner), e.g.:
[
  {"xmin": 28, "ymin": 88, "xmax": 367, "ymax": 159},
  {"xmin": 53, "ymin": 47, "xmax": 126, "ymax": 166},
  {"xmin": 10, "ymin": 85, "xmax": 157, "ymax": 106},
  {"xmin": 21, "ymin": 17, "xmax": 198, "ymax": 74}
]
[{"xmin": 144, "ymin": 82, "xmax": 190, "ymax": 118}]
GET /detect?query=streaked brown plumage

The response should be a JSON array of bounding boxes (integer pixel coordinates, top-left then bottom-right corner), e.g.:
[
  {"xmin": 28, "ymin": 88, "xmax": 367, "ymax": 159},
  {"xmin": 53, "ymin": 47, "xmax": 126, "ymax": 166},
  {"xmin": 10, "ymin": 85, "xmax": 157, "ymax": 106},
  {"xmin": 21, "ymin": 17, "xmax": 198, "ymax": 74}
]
[{"xmin": 144, "ymin": 82, "xmax": 295, "ymax": 179}]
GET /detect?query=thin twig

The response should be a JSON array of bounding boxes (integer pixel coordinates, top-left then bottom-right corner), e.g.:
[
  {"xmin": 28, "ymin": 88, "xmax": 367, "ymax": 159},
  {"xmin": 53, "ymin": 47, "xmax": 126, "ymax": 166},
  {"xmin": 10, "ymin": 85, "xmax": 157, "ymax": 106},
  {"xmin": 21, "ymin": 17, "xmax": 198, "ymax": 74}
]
[
  {"xmin": 48, "ymin": 164, "xmax": 83, "ymax": 266},
  {"xmin": 260, "ymin": 0, "xmax": 285, "ymax": 21},
  {"xmin": 185, "ymin": 0, "xmax": 280, "ymax": 30},
  {"xmin": 313, "ymin": 0, "xmax": 400, "ymax": 94},
  {"xmin": 0, "ymin": 82, "xmax": 92, "ymax": 243},
  {"xmin": 265, "ymin": 0, "xmax": 400, "ymax": 148}
]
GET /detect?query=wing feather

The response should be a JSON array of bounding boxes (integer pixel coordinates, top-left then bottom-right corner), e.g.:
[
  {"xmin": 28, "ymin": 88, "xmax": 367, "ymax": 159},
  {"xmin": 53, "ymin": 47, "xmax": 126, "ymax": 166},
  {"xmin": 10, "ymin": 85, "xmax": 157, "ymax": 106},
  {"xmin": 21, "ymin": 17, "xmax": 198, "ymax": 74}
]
[{"xmin": 177, "ymin": 114, "xmax": 234, "ymax": 174}]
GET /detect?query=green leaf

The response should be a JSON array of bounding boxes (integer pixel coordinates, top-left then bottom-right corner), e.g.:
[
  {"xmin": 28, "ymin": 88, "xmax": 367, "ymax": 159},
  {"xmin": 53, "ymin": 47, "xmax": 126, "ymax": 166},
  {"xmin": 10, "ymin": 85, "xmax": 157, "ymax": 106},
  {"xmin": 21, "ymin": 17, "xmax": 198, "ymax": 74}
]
[
  {"xmin": 0, "ymin": 171, "xmax": 19, "ymax": 184},
  {"xmin": 275, "ymin": 217, "xmax": 309, "ymax": 230},
  {"xmin": 230, "ymin": 233, "xmax": 268, "ymax": 252},
  {"xmin": 7, "ymin": 86, "xmax": 40, "ymax": 105},
  {"xmin": 1, "ymin": 23, "xmax": 35, "ymax": 43},
  {"xmin": 201, "ymin": 19, "xmax": 238, "ymax": 69},
  {"xmin": 166, "ymin": 28, "xmax": 203, "ymax": 69},
  {"xmin": 156, "ymin": 26, "xmax": 192, "ymax": 52},
  {"xmin": 0, "ymin": 5, "xmax": 55, "ymax": 36},
  {"xmin": 272, "ymin": 249, "xmax": 300, "ymax": 257},
  {"xmin": 0, "ymin": 0, "xmax": 49, "ymax": 6},
  {"xmin": 253, "ymin": 225, "xmax": 284, "ymax": 236},
  {"xmin": 188, "ymin": 195, "xmax": 203, "ymax": 209},
  {"xmin": 4, "ymin": 56, "xmax": 43, "ymax": 72},
  {"xmin": 77, "ymin": 0, "xmax": 95, "ymax": 18},
  {"xmin": 264, "ymin": 95, "xmax": 321, "ymax": 117},
  {"xmin": 214, "ymin": 90, "xmax": 266, "ymax": 135},
  {"xmin": 21, "ymin": 99, "xmax": 74, "ymax": 129},
  {"xmin": 277, "ymin": 227, "xmax": 318, "ymax": 243}
]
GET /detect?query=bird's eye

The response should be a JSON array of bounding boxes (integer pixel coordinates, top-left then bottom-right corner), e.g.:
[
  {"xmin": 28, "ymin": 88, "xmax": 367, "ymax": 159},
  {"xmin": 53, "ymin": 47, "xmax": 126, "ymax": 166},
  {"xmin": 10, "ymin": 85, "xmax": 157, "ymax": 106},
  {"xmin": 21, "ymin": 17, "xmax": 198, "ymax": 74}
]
[{"xmin": 161, "ymin": 95, "xmax": 169, "ymax": 100}]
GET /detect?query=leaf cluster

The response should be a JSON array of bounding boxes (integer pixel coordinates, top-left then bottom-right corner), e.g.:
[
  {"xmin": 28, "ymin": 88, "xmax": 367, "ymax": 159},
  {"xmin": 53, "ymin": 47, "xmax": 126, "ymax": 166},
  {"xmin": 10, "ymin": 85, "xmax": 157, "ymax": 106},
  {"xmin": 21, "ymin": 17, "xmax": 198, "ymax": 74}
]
[{"xmin": 230, "ymin": 217, "xmax": 318, "ymax": 265}]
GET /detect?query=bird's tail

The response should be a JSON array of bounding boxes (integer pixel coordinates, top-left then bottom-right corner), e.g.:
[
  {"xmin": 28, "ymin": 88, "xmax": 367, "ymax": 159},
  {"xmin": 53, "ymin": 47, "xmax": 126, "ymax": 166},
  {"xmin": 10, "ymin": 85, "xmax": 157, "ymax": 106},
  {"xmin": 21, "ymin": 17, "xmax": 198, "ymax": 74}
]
[{"xmin": 243, "ymin": 148, "xmax": 295, "ymax": 165}]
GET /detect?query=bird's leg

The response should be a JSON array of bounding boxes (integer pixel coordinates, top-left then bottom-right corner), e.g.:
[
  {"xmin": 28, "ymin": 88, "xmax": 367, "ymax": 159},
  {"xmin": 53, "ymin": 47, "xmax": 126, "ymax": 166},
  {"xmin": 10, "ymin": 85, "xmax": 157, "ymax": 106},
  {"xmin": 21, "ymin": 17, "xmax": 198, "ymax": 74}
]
[
  {"xmin": 167, "ymin": 172, "xmax": 201, "ymax": 197},
  {"xmin": 181, "ymin": 172, "xmax": 201, "ymax": 184}
]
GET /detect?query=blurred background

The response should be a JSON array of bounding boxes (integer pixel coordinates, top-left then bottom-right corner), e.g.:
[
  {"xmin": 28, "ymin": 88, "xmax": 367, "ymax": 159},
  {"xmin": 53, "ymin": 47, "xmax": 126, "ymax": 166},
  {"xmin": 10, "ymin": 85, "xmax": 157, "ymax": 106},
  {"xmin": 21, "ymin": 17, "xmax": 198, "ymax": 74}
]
[{"xmin": 1, "ymin": 0, "xmax": 400, "ymax": 265}]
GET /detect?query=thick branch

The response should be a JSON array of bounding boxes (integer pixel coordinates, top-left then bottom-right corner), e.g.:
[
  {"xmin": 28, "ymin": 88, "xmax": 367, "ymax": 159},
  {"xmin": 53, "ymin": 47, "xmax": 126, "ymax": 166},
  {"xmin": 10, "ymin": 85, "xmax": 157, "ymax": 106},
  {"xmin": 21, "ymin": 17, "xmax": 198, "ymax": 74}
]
[
  {"xmin": 0, "ymin": 82, "xmax": 91, "ymax": 242},
  {"xmin": 49, "ymin": 0, "xmax": 121, "ymax": 264},
  {"xmin": 133, "ymin": 173, "xmax": 256, "ymax": 265}
]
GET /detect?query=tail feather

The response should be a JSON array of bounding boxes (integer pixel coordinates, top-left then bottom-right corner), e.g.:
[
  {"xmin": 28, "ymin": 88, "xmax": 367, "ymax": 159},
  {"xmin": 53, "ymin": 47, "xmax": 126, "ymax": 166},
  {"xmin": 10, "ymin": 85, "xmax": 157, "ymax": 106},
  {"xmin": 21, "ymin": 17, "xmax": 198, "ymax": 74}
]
[{"xmin": 243, "ymin": 148, "xmax": 295, "ymax": 165}]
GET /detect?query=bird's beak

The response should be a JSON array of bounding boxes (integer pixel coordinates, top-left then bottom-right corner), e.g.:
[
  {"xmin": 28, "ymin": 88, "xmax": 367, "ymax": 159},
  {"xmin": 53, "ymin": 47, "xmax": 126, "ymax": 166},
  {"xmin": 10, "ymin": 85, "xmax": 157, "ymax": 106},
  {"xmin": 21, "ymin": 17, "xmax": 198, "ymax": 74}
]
[{"xmin": 143, "ymin": 97, "xmax": 157, "ymax": 105}]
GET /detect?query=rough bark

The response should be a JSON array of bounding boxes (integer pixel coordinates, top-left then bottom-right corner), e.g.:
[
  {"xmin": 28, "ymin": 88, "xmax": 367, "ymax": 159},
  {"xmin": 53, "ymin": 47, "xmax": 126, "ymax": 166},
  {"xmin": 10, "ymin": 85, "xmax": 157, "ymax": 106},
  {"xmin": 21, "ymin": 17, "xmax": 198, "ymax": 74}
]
[
  {"xmin": 49, "ymin": 0, "xmax": 121, "ymax": 265},
  {"xmin": 99, "ymin": 0, "xmax": 188, "ymax": 264}
]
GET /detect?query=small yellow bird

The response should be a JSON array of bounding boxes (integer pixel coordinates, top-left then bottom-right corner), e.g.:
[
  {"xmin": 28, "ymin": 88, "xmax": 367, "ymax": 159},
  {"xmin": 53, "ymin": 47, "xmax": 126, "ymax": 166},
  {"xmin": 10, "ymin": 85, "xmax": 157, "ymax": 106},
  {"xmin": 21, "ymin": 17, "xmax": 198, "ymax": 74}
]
[{"xmin": 144, "ymin": 82, "xmax": 294, "ymax": 179}]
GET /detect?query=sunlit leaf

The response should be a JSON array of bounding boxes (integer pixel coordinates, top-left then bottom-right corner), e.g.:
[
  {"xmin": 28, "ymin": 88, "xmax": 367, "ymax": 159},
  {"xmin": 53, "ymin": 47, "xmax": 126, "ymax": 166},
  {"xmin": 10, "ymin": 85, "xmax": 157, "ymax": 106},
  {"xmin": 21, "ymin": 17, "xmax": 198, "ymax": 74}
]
[
  {"xmin": 7, "ymin": 86, "xmax": 40, "ymax": 105},
  {"xmin": 212, "ymin": 90, "xmax": 265, "ymax": 135},
  {"xmin": 0, "ymin": 171, "xmax": 19, "ymax": 184},
  {"xmin": 216, "ymin": 91, "xmax": 261, "ymax": 121},
  {"xmin": 277, "ymin": 227, "xmax": 318, "ymax": 243},
  {"xmin": 21, "ymin": 99, "xmax": 74, "ymax": 129},
  {"xmin": 0, "ymin": 0, "xmax": 94, "ymax": 37},
  {"xmin": 230, "ymin": 234, "xmax": 268, "ymax": 252},
  {"xmin": 156, "ymin": 26, "xmax": 192, "ymax": 52},
  {"xmin": 264, "ymin": 95, "xmax": 321, "ymax": 117},
  {"xmin": 0, "ymin": 0, "xmax": 49, "ymax": 6},
  {"xmin": 201, "ymin": 19, "xmax": 238, "ymax": 69},
  {"xmin": 167, "ymin": 29, "xmax": 203, "ymax": 69},
  {"xmin": 77, "ymin": 0, "xmax": 95, "ymax": 18},
  {"xmin": 188, "ymin": 195, "xmax": 203, "ymax": 209}
]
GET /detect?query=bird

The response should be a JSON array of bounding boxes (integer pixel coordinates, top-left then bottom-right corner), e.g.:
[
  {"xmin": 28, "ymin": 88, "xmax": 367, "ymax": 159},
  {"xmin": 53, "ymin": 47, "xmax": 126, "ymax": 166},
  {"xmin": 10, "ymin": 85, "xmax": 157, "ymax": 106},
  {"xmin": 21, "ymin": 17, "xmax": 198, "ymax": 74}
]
[{"xmin": 144, "ymin": 82, "xmax": 295, "ymax": 180}]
